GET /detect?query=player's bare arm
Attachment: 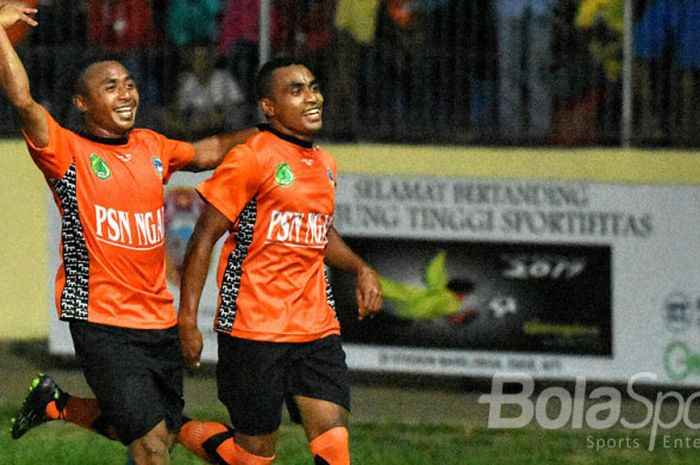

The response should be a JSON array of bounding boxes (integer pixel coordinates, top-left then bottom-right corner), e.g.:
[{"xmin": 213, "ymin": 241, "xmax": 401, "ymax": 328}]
[
  {"xmin": 178, "ymin": 202, "xmax": 232, "ymax": 370},
  {"xmin": 324, "ymin": 226, "xmax": 383, "ymax": 320},
  {"xmin": 187, "ymin": 126, "xmax": 260, "ymax": 171},
  {"xmin": 0, "ymin": 2, "xmax": 46, "ymax": 147}
]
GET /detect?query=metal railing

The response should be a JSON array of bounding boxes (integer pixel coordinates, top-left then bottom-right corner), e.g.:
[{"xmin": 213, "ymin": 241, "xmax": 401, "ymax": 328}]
[{"xmin": 1, "ymin": 0, "xmax": 697, "ymax": 149}]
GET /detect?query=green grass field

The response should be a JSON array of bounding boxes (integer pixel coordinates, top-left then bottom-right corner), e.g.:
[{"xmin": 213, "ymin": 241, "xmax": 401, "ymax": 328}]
[
  {"xmin": 0, "ymin": 405, "xmax": 468, "ymax": 465},
  {"xmin": 3, "ymin": 342, "xmax": 700, "ymax": 464},
  {"xmin": 3, "ymin": 404, "xmax": 700, "ymax": 465}
]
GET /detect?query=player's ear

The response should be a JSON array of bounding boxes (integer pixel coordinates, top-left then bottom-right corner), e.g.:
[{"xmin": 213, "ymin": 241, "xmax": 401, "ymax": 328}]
[
  {"xmin": 259, "ymin": 98, "xmax": 274, "ymax": 119},
  {"xmin": 73, "ymin": 94, "xmax": 88, "ymax": 113}
]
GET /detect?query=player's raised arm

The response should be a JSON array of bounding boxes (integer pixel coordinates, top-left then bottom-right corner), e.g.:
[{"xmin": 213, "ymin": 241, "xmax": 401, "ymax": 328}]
[
  {"xmin": 0, "ymin": 2, "xmax": 46, "ymax": 147},
  {"xmin": 186, "ymin": 126, "xmax": 260, "ymax": 172},
  {"xmin": 178, "ymin": 202, "xmax": 233, "ymax": 370},
  {"xmin": 324, "ymin": 226, "xmax": 383, "ymax": 320}
]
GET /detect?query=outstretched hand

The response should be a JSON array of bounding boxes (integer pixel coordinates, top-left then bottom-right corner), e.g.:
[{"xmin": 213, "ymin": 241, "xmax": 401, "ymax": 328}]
[{"xmin": 0, "ymin": 2, "xmax": 38, "ymax": 29}]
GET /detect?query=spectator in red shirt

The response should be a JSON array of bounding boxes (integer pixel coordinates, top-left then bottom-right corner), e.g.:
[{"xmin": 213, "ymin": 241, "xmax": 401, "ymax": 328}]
[{"xmin": 88, "ymin": 0, "xmax": 158, "ymax": 53}]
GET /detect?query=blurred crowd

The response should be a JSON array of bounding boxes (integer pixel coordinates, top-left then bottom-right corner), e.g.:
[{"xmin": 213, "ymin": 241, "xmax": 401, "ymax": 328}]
[{"xmin": 4, "ymin": 0, "xmax": 700, "ymax": 147}]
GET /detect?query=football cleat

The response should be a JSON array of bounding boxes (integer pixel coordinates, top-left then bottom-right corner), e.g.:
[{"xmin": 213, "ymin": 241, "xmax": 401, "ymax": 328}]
[{"xmin": 10, "ymin": 374, "xmax": 68, "ymax": 439}]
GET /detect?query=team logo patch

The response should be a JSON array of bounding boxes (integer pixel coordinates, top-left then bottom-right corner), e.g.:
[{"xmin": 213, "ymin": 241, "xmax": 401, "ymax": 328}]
[
  {"xmin": 274, "ymin": 162, "xmax": 295, "ymax": 187},
  {"xmin": 89, "ymin": 153, "xmax": 111, "ymax": 180},
  {"xmin": 152, "ymin": 156, "xmax": 164, "ymax": 178},
  {"xmin": 327, "ymin": 168, "xmax": 335, "ymax": 188}
]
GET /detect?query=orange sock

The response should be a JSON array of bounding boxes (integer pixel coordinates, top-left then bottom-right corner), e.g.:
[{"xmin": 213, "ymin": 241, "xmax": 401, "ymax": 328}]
[
  {"xmin": 44, "ymin": 399, "xmax": 63, "ymax": 420},
  {"xmin": 46, "ymin": 397, "xmax": 119, "ymax": 440},
  {"xmin": 178, "ymin": 419, "xmax": 232, "ymax": 463},
  {"xmin": 215, "ymin": 437, "xmax": 275, "ymax": 465},
  {"xmin": 46, "ymin": 396, "xmax": 101, "ymax": 429},
  {"xmin": 309, "ymin": 427, "xmax": 349, "ymax": 465}
]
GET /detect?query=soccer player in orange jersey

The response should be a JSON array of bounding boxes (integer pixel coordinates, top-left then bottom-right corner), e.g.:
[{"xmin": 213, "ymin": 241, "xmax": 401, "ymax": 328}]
[
  {"xmin": 177, "ymin": 57, "xmax": 383, "ymax": 465},
  {"xmin": 0, "ymin": 4, "xmax": 257, "ymax": 465}
]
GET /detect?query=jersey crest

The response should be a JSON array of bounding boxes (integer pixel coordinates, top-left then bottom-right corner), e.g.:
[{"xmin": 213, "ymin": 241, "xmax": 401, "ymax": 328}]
[
  {"xmin": 274, "ymin": 162, "xmax": 295, "ymax": 187},
  {"xmin": 90, "ymin": 154, "xmax": 111, "ymax": 180}
]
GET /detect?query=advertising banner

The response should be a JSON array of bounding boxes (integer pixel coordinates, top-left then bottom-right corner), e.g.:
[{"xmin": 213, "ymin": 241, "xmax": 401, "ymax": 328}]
[
  {"xmin": 331, "ymin": 238, "xmax": 612, "ymax": 356},
  {"xmin": 47, "ymin": 170, "xmax": 700, "ymax": 385}
]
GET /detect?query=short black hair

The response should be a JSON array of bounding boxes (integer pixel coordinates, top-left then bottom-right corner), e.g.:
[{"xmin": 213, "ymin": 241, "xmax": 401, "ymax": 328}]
[
  {"xmin": 254, "ymin": 56, "xmax": 311, "ymax": 100},
  {"xmin": 73, "ymin": 56, "xmax": 124, "ymax": 96}
]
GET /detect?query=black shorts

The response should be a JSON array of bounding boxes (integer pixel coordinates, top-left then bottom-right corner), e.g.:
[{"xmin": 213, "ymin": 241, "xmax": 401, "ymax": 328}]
[
  {"xmin": 69, "ymin": 321, "xmax": 185, "ymax": 445},
  {"xmin": 217, "ymin": 334, "xmax": 351, "ymax": 436}
]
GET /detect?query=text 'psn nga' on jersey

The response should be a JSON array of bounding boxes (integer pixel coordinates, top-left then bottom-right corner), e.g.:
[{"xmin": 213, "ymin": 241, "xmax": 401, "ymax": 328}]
[
  {"xmin": 94, "ymin": 205, "xmax": 165, "ymax": 249},
  {"xmin": 266, "ymin": 210, "xmax": 333, "ymax": 248}
]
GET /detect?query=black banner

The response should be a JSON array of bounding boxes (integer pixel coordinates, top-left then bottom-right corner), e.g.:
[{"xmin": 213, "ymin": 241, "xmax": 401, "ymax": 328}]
[{"xmin": 332, "ymin": 238, "xmax": 612, "ymax": 356}]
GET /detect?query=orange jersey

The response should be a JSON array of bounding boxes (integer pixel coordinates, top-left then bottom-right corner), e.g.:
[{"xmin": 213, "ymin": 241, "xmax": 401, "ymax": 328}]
[
  {"xmin": 197, "ymin": 128, "xmax": 339, "ymax": 342},
  {"xmin": 24, "ymin": 109, "xmax": 195, "ymax": 329}
]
